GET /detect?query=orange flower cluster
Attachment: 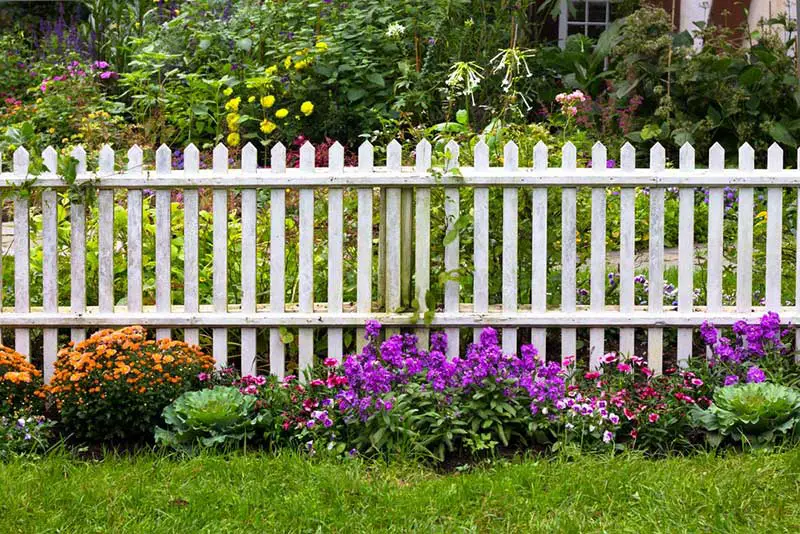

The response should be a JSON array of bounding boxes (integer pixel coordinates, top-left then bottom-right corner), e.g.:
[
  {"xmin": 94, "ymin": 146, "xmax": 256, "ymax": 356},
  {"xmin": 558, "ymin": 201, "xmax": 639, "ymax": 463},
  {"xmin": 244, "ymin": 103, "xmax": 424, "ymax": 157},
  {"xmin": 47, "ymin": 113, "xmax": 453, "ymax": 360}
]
[
  {"xmin": 46, "ymin": 326, "xmax": 216, "ymax": 442},
  {"xmin": 0, "ymin": 344, "xmax": 43, "ymax": 415}
]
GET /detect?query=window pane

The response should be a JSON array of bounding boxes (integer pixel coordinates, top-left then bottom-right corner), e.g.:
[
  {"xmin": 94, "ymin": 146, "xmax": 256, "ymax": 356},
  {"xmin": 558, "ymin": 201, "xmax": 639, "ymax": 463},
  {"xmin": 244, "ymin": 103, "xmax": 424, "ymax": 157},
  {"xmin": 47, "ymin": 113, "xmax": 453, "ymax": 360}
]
[
  {"xmin": 587, "ymin": 24, "xmax": 606, "ymax": 39},
  {"xmin": 569, "ymin": 2, "xmax": 588, "ymax": 22},
  {"xmin": 568, "ymin": 24, "xmax": 587, "ymax": 36},
  {"xmin": 588, "ymin": 2, "xmax": 608, "ymax": 23}
]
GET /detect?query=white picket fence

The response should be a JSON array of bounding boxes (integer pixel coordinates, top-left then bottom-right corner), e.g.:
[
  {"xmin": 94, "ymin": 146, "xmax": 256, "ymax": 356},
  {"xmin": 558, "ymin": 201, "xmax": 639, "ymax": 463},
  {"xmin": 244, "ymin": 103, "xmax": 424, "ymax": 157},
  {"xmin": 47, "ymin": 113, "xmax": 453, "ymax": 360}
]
[{"xmin": 0, "ymin": 139, "xmax": 797, "ymax": 381}]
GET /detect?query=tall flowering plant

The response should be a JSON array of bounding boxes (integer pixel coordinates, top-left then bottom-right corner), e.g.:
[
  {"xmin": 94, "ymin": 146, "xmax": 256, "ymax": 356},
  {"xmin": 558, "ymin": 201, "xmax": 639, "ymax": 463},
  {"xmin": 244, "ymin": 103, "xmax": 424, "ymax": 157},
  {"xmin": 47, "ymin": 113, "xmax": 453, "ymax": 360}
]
[{"xmin": 697, "ymin": 312, "xmax": 798, "ymax": 388}]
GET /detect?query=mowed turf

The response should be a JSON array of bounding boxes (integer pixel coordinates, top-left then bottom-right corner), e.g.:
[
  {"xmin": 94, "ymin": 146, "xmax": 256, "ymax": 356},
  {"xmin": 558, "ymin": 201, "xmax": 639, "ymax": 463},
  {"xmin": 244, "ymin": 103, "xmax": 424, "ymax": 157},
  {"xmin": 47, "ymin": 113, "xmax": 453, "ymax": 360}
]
[{"xmin": 1, "ymin": 448, "xmax": 799, "ymax": 533}]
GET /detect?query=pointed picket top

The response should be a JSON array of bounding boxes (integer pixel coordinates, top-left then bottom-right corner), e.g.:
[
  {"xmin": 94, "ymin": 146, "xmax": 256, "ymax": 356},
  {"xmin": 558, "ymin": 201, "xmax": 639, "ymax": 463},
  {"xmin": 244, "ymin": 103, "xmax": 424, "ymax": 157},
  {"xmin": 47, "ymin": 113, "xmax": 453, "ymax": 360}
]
[
  {"xmin": 270, "ymin": 142, "xmax": 286, "ymax": 173},
  {"xmin": 13, "ymin": 146, "xmax": 29, "ymax": 177},
  {"xmin": 591, "ymin": 141, "xmax": 607, "ymax": 169},
  {"xmin": 71, "ymin": 145, "xmax": 87, "ymax": 175},
  {"xmin": 127, "ymin": 145, "xmax": 143, "ymax": 173},
  {"xmin": 328, "ymin": 141, "xmax": 344, "ymax": 173},
  {"xmin": 212, "ymin": 143, "xmax": 228, "ymax": 173},
  {"xmin": 767, "ymin": 142, "xmax": 783, "ymax": 170},
  {"xmin": 156, "ymin": 144, "xmax": 172, "ymax": 175},
  {"xmin": 737, "ymin": 142, "xmax": 753, "ymax": 171},
  {"xmin": 503, "ymin": 141, "xmax": 518, "ymax": 170},
  {"xmin": 649, "ymin": 142, "xmax": 665, "ymax": 171},
  {"xmin": 357, "ymin": 140, "xmax": 374, "ymax": 171},
  {"xmin": 561, "ymin": 142, "xmax": 576, "ymax": 169},
  {"xmin": 386, "ymin": 139, "xmax": 402, "ymax": 170},
  {"xmin": 415, "ymin": 139, "xmax": 432, "ymax": 173},
  {"xmin": 184, "ymin": 143, "xmax": 200, "ymax": 173},
  {"xmin": 679, "ymin": 142, "xmax": 695, "ymax": 170},
  {"xmin": 473, "ymin": 138, "xmax": 490, "ymax": 171},
  {"xmin": 709, "ymin": 142, "xmax": 725, "ymax": 170},
  {"xmin": 533, "ymin": 141, "xmax": 548, "ymax": 170},
  {"xmin": 620, "ymin": 142, "xmax": 635, "ymax": 171},
  {"xmin": 241, "ymin": 142, "xmax": 258, "ymax": 173},
  {"xmin": 444, "ymin": 139, "xmax": 459, "ymax": 171},
  {"xmin": 98, "ymin": 144, "xmax": 115, "ymax": 174},
  {"xmin": 299, "ymin": 141, "xmax": 315, "ymax": 170},
  {"xmin": 42, "ymin": 146, "xmax": 58, "ymax": 174}
]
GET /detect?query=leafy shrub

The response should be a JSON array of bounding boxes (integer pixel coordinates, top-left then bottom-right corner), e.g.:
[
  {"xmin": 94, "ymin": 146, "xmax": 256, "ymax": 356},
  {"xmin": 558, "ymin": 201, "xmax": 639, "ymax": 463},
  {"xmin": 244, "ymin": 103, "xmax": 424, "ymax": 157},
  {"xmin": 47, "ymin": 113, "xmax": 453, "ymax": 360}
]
[
  {"xmin": 47, "ymin": 326, "xmax": 215, "ymax": 443},
  {"xmin": 155, "ymin": 386, "xmax": 263, "ymax": 451},
  {"xmin": 691, "ymin": 383, "xmax": 800, "ymax": 447},
  {"xmin": 0, "ymin": 414, "xmax": 54, "ymax": 460},
  {"xmin": 0, "ymin": 345, "xmax": 43, "ymax": 417}
]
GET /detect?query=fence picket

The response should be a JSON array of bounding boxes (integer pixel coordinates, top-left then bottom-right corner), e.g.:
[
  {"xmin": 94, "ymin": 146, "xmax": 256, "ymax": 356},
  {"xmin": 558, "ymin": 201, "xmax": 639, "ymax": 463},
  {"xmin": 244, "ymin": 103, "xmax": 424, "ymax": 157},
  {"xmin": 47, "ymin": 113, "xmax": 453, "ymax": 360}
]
[
  {"xmin": 70, "ymin": 145, "xmax": 87, "ymax": 343},
  {"xmin": 531, "ymin": 142, "xmax": 548, "ymax": 360},
  {"xmin": 619, "ymin": 143, "xmax": 636, "ymax": 357},
  {"xmin": 502, "ymin": 142, "xmax": 519, "ymax": 354},
  {"xmin": 327, "ymin": 142, "xmax": 345, "ymax": 362},
  {"xmin": 183, "ymin": 144, "xmax": 200, "ymax": 345},
  {"xmin": 473, "ymin": 140, "xmax": 490, "ymax": 345},
  {"xmin": 648, "ymin": 144, "xmax": 666, "ymax": 374},
  {"xmin": 736, "ymin": 143, "xmax": 754, "ymax": 312},
  {"xmin": 357, "ymin": 141, "xmax": 374, "ymax": 352},
  {"xmin": 707, "ymin": 144, "xmax": 725, "ymax": 316},
  {"xmin": 269, "ymin": 143, "xmax": 287, "ymax": 377},
  {"xmin": 98, "ymin": 145, "xmax": 115, "ymax": 317},
  {"xmin": 766, "ymin": 144, "xmax": 783, "ymax": 311},
  {"xmin": 41, "ymin": 147, "xmax": 58, "ymax": 379},
  {"xmin": 211, "ymin": 145, "xmax": 228, "ymax": 366},
  {"xmin": 444, "ymin": 140, "xmax": 461, "ymax": 359},
  {"xmin": 298, "ymin": 142, "xmax": 315, "ymax": 369},
  {"xmin": 240, "ymin": 143, "xmax": 258, "ymax": 374},
  {"xmin": 386, "ymin": 141, "xmax": 402, "ymax": 339},
  {"xmin": 589, "ymin": 142, "xmax": 607, "ymax": 369},
  {"xmin": 13, "ymin": 147, "xmax": 30, "ymax": 357},
  {"xmin": 561, "ymin": 143, "xmax": 577, "ymax": 363},
  {"xmin": 414, "ymin": 140, "xmax": 432, "ymax": 350},
  {"xmin": 677, "ymin": 143, "xmax": 695, "ymax": 365},
  {"xmin": 154, "ymin": 145, "xmax": 172, "ymax": 341},
  {"xmin": 797, "ymin": 148, "xmax": 800, "ymax": 364},
  {"xmin": 127, "ymin": 146, "xmax": 143, "ymax": 315}
]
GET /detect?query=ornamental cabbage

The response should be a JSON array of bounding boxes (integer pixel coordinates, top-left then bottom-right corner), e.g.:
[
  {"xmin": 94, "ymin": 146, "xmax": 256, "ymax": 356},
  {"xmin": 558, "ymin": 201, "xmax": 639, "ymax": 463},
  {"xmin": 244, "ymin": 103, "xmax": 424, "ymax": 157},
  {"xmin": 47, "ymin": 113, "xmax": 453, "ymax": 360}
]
[{"xmin": 691, "ymin": 382, "xmax": 800, "ymax": 447}]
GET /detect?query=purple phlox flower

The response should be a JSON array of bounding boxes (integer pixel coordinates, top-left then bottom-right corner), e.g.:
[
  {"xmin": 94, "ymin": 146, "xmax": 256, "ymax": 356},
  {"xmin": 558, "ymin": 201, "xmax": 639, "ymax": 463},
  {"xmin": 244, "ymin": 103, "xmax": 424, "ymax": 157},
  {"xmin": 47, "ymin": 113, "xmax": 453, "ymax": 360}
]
[{"xmin": 746, "ymin": 366, "xmax": 766, "ymax": 384}]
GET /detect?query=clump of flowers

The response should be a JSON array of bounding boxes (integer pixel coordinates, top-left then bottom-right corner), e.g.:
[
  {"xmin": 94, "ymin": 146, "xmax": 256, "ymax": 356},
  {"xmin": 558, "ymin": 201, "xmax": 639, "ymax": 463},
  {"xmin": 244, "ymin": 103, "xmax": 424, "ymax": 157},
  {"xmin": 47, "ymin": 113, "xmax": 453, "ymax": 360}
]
[
  {"xmin": 47, "ymin": 326, "xmax": 215, "ymax": 443},
  {"xmin": 0, "ymin": 345, "xmax": 43, "ymax": 416},
  {"xmin": 564, "ymin": 353, "xmax": 710, "ymax": 452},
  {"xmin": 698, "ymin": 312, "xmax": 798, "ymax": 387},
  {"xmin": 0, "ymin": 414, "xmax": 54, "ymax": 460},
  {"xmin": 555, "ymin": 90, "xmax": 586, "ymax": 117}
]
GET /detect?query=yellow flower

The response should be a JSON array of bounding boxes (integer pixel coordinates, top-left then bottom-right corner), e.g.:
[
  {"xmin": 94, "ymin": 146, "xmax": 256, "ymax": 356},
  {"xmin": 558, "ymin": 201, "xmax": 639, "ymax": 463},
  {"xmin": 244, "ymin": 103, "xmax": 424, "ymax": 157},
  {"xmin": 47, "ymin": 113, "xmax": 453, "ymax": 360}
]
[
  {"xmin": 283, "ymin": 56, "xmax": 292, "ymax": 69},
  {"xmin": 223, "ymin": 87, "xmax": 233, "ymax": 96},
  {"xmin": 224, "ymin": 97, "xmax": 241, "ymax": 111},
  {"xmin": 261, "ymin": 95, "xmax": 275, "ymax": 108},
  {"xmin": 315, "ymin": 41, "xmax": 328, "ymax": 51},
  {"xmin": 295, "ymin": 60, "xmax": 309, "ymax": 70},
  {"xmin": 248, "ymin": 95, "xmax": 255, "ymax": 103},
  {"xmin": 226, "ymin": 112, "xmax": 240, "ymax": 130},
  {"xmin": 48, "ymin": 127, "xmax": 56, "ymax": 134},
  {"xmin": 227, "ymin": 132, "xmax": 240, "ymax": 146},
  {"xmin": 260, "ymin": 119, "xmax": 277, "ymax": 134},
  {"xmin": 265, "ymin": 65, "xmax": 278, "ymax": 75},
  {"xmin": 300, "ymin": 101, "xmax": 314, "ymax": 116},
  {"xmin": 275, "ymin": 108, "xmax": 289, "ymax": 119}
]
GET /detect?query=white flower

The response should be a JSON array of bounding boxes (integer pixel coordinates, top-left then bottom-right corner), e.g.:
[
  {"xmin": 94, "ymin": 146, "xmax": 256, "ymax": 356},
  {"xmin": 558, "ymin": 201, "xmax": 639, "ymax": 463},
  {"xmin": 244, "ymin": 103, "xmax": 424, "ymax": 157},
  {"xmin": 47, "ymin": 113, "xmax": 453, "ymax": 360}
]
[{"xmin": 386, "ymin": 22, "xmax": 406, "ymax": 38}]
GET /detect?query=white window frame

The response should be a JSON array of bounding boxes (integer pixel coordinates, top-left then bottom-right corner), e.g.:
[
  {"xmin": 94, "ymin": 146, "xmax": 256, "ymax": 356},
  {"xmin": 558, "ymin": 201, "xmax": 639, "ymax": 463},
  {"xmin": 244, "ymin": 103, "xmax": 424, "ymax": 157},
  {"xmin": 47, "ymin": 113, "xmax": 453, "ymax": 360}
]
[{"xmin": 558, "ymin": 0, "xmax": 613, "ymax": 48}]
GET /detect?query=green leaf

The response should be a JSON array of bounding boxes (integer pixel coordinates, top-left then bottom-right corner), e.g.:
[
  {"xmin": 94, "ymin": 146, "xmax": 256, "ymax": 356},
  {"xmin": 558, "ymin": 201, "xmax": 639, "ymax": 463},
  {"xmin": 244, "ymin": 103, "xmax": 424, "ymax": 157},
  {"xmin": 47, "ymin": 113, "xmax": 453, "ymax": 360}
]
[
  {"xmin": 365, "ymin": 73, "xmax": 385, "ymax": 87},
  {"xmin": 769, "ymin": 122, "xmax": 796, "ymax": 146},
  {"xmin": 455, "ymin": 109, "xmax": 469, "ymax": 126}
]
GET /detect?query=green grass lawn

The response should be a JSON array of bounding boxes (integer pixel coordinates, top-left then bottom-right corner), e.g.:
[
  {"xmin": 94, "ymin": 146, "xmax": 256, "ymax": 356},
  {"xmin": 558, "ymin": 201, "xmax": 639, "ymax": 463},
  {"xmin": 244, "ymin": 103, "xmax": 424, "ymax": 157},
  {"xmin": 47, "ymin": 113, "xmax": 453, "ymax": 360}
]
[{"xmin": 1, "ymin": 448, "xmax": 799, "ymax": 533}]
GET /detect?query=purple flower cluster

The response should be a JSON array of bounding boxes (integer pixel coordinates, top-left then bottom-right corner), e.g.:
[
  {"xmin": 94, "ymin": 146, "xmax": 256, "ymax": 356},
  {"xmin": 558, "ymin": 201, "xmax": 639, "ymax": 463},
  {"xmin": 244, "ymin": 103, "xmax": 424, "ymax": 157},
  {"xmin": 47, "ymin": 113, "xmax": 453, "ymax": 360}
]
[
  {"xmin": 335, "ymin": 322, "xmax": 566, "ymax": 421},
  {"xmin": 701, "ymin": 312, "xmax": 789, "ymax": 364}
]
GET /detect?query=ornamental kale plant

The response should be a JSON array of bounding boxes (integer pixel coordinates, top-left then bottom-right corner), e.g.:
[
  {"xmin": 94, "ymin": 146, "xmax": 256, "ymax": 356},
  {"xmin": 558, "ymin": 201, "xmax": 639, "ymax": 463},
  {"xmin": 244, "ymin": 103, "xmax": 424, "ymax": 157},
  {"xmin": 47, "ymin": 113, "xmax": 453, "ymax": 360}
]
[
  {"xmin": 155, "ymin": 386, "xmax": 263, "ymax": 452},
  {"xmin": 698, "ymin": 312, "xmax": 799, "ymax": 388},
  {"xmin": 691, "ymin": 382, "xmax": 800, "ymax": 448}
]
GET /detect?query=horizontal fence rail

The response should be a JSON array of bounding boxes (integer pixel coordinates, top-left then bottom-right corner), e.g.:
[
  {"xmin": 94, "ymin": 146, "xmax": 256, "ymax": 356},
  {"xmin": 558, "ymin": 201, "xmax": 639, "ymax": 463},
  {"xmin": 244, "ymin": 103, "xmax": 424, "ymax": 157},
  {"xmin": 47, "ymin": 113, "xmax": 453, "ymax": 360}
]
[{"xmin": 0, "ymin": 140, "xmax": 797, "ymax": 381}]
